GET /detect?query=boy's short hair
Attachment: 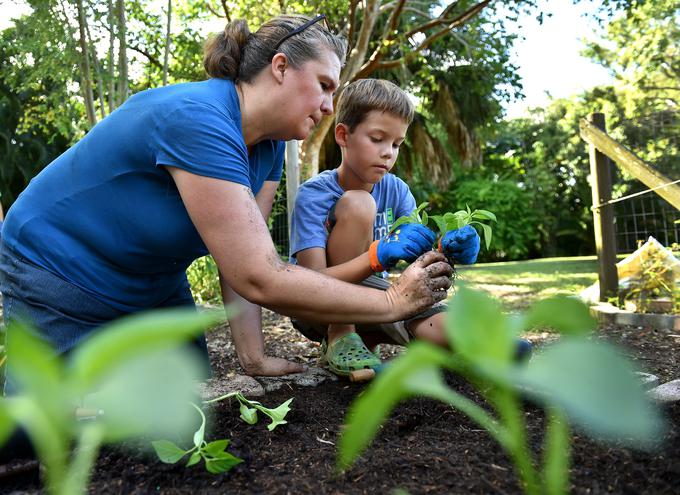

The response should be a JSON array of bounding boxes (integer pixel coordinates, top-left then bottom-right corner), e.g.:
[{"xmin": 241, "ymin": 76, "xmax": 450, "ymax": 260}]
[{"xmin": 335, "ymin": 79, "xmax": 414, "ymax": 131}]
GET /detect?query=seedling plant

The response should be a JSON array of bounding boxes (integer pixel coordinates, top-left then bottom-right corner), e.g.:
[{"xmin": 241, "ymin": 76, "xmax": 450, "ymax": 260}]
[
  {"xmin": 0, "ymin": 309, "xmax": 223, "ymax": 495},
  {"xmin": 337, "ymin": 286, "xmax": 663, "ymax": 495},
  {"xmin": 152, "ymin": 392, "xmax": 293, "ymax": 474},
  {"xmin": 389, "ymin": 202, "xmax": 497, "ymax": 251}
]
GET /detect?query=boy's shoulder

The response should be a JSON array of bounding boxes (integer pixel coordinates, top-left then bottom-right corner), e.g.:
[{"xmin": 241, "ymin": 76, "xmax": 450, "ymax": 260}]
[{"xmin": 299, "ymin": 170, "xmax": 341, "ymax": 193}]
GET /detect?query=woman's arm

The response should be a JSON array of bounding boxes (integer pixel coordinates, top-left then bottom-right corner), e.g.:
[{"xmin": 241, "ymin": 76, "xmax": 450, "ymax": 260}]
[
  {"xmin": 167, "ymin": 167, "xmax": 451, "ymax": 323},
  {"xmin": 220, "ymin": 180, "xmax": 304, "ymax": 376}
]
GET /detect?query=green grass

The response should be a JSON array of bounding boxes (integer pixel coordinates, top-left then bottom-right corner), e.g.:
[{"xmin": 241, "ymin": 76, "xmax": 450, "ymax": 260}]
[{"xmin": 455, "ymin": 256, "xmax": 600, "ymax": 312}]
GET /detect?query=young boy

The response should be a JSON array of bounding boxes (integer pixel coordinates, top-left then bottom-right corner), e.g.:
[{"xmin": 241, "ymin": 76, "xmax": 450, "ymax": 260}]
[{"xmin": 288, "ymin": 79, "xmax": 481, "ymax": 376}]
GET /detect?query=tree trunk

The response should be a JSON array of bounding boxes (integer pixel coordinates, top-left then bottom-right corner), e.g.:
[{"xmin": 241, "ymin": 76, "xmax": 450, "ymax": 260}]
[
  {"xmin": 299, "ymin": 0, "xmax": 380, "ymax": 180},
  {"xmin": 162, "ymin": 0, "xmax": 172, "ymax": 86},
  {"xmin": 76, "ymin": 0, "xmax": 97, "ymax": 126},
  {"xmin": 85, "ymin": 19, "xmax": 107, "ymax": 119},
  {"xmin": 107, "ymin": 0, "xmax": 115, "ymax": 112},
  {"xmin": 117, "ymin": 0, "xmax": 128, "ymax": 105}
]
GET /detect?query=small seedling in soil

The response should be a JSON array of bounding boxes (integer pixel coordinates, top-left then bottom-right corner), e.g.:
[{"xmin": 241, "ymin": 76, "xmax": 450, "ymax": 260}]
[
  {"xmin": 152, "ymin": 392, "xmax": 293, "ymax": 474},
  {"xmin": 0, "ymin": 309, "xmax": 222, "ymax": 495},
  {"xmin": 338, "ymin": 286, "xmax": 664, "ymax": 495}
]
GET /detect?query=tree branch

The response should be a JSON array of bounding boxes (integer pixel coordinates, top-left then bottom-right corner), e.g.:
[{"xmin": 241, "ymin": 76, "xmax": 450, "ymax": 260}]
[
  {"xmin": 129, "ymin": 44, "xmax": 162, "ymax": 69},
  {"xmin": 357, "ymin": 0, "xmax": 491, "ymax": 78}
]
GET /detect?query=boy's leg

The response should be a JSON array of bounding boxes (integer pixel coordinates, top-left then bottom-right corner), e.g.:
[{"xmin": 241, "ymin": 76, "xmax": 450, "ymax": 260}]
[
  {"xmin": 404, "ymin": 312, "xmax": 449, "ymax": 347},
  {"xmin": 325, "ymin": 190, "xmax": 376, "ymax": 345}
]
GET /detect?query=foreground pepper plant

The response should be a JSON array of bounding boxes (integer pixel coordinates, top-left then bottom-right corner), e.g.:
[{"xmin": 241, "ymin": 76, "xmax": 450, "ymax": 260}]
[
  {"xmin": 337, "ymin": 287, "xmax": 664, "ymax": 495},
  {"xmin": 0, "ymin": 309, "xmax": 223, "ymax": 495}
]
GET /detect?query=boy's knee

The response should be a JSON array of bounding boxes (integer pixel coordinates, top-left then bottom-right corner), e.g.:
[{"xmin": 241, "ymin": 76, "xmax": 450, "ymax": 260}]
[{"xmin": 334, "ymin": 190, "xmax": 376, "ymax": 227}]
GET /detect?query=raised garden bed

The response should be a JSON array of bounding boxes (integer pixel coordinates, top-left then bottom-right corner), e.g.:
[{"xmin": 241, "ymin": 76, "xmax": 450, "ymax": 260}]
[{"xmin": 2, "ymin": 309, "xmax": 678, "ymax": 494}]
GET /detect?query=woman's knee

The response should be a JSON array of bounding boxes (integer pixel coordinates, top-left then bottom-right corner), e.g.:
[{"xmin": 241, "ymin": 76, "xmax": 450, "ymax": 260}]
[{"xmin": 333, "ymin": 190, "xmax": 376, "ymax": 227}]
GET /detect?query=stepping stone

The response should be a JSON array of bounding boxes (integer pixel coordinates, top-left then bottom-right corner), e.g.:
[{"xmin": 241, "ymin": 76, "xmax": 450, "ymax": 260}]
[
  {"xmin": 635, "ymin": 372, "xmax": 660, "ymax": 390},
  {"xmin": 647, "ymin": 379, "xmax": 680, "ymax": 403},
  {"xmin": 256, "ymin": 366, "xmax": 337, "ymax": 393},
  {"xmin": 197, "ymin": 374, "xmax": 265, "ymax": 401}
]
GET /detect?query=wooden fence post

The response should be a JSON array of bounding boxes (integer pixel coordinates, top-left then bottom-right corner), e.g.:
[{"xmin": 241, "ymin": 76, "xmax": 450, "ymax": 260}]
[{"xmin": 588, "ymin": 113, "xmax": 618, "ymax": 301}]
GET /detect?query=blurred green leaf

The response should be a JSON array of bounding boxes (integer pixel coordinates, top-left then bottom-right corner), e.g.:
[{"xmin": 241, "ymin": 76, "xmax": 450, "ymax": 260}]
[
  {"xmin": 81, "ymin": 350, "xmax": 202, "ymax": 442},
  {"xmin": 524, "ymin": 296, "xmax": 596, "ymax": 335},
  {"xmin": 338, "ymin": 342, "xmax": 451, "ymax": 471},
  {"xmin": 446, "ymin": 285, "xmax": 514, "ymax": 365},
  {"xmin": 516, "ymin": 339, "xmax": 664, "ymax": 445},
  {"xmin": 68, "ymin": 308, "xmax": 223, "ymax": 392}
]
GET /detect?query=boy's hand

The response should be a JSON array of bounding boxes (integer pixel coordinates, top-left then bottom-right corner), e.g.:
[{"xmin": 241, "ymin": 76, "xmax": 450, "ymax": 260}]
[
  {"xmin": 438, "ymin": 225, "xmax": 480, "ymax": 265},
  {"xmin": 369, "ymin": 224, "xmax": 436, "ymax": 272}
]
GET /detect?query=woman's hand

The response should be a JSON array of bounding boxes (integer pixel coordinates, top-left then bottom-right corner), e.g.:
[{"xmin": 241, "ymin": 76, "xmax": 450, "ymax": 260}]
[
  {"xmin": 385, "ymin": 251, "xmax": 453, "ymax": 320},
  {"xmin": 239, "ymin": 354, "xmax": 306, "ymax": 377}
]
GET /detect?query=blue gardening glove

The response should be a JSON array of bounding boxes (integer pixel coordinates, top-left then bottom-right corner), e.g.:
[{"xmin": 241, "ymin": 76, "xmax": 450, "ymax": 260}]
[
  {"xmin": 369, "ymin": 223, "xmax": 436, "ymax": 272},
  {"xmin": 438, "ymin": 225, "xmax": 480, "ymax": 265}
]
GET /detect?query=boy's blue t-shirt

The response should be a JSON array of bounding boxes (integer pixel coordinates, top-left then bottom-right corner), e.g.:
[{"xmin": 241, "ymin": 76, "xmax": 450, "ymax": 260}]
[
  {"xmin": 289, "ymin": 169, "xmax": 416, "ymax": 260},
  {"xmin": 1, "ymin": 78, "xmax": 284, "ymax": 311}
]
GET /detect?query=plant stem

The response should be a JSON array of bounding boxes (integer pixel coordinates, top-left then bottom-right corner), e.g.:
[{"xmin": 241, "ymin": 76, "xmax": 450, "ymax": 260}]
[
  {"xmin": 543, "ymin": 408, "xmax": 570, "ymax": 495},
  {"xmin": 491, "ymin": 387, "xmax": 541, "ymax": 495},
  {"xmin": 62, "ymin": 424, "xmax": 103, "ymax": 495},
  {"xmin": 427, "ymin": 386, "xmax": 512, "ymax": 451}
]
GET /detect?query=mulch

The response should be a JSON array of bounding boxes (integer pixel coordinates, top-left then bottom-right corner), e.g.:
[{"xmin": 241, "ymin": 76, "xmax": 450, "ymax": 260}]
[{"xmin": 1, "ymin": 310, "xmax": 679, "ymax": 494}]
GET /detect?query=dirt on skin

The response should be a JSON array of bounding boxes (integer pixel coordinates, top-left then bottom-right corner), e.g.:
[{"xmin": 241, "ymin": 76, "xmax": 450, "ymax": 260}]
[{"xmin": 1, "ymin": 309, "xmax": 679, "ymax": 494}]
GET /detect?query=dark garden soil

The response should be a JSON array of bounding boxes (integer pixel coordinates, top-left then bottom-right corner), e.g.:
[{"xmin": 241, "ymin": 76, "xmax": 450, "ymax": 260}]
[{"xmin": 2, "ymin": 310, "xmax": 679, "ymax": 494}]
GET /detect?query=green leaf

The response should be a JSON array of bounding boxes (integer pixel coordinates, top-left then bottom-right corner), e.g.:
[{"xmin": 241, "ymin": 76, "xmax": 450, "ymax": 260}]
[
  {"xmin": 428, "ymin": 215, "xmax": 448, "ymax": 235},
  {"xmin": 473, "ymin": 222, "xmax": 493, "ymax": 250},
  {"xmin": 204, "ymin": 452, "xmax": 243, "ymax": 474},
  {"xmin": 254, "ymin": 398, "xmax": 294, "ymax": 431},
  {"xmin": 0, "ymin": 402, "xmax": 15, "ymax": 447},
  {"xmin": 68, "ymin": 308, "xmax": 223, "ymax": 392},
  {"xmin": 516, "ymin": 339, "xmax": 664, "ymax": 446},
  {"xmin": 472, "ymin": 209, "xmax": 497, "ymax": 222},
  {"xmin": 192, "ymin": 403, "xmax": 206, "ymax": 449},
  {"xmin": 80, "ymin": 350, "xmax": 203, "ymax": 442},
  {"xmin": 421, "ymin": 210, "xmax": 428, "ymax": 228},
  {"xmin": 152, "ymin": 440, "xmax": 187, "ymax": 464},
  {"xmin": 337, "ymin": 342, "xmax": 451, "ymax": 471},
  {"xmin": 239, "ymin": 404, "xmax": 258, "ymax": 425},
  {"xmin": 446, "ymin": 286, "xmax": 514, "ymax": 366},
  {"xmin": 5, "ymin": 322, "xmax": 64, "ymax": 400},
  {"xmin": 388, "ymin": 215, "xmax": 416, "ymax": 235},
  {"xmin": 186, "ymin": 451, "xmax": 201, "ymax": 467},
  {"xmin": 524, "ymin": 296, "xmax": 596, "ymax": 336},
  {"xmin": 203, "ymin": 439, "xmax": 230, "ymax": 456}
]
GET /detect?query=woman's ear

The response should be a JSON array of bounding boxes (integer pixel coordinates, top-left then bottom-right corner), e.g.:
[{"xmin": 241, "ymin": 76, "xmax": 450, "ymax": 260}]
[
  {"xmin": 335, "ymin": 123, "xmax": 350, "ymax": 147},
  {"xmin": 271, "ymin": 53, "xmax": 288, "ymax": 83}
]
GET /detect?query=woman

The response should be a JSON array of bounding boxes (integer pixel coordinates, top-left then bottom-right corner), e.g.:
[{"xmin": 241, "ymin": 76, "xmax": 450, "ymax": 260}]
[{"xmin": 0, "ymin": 14, "xmax": 451, "ymax": 382}]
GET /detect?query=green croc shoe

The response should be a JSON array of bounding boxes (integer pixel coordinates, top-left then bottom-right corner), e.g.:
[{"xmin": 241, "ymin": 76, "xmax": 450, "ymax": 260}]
[{"xmin": 320, "ymin": 333, "xmax": 382, "ymax": 377}]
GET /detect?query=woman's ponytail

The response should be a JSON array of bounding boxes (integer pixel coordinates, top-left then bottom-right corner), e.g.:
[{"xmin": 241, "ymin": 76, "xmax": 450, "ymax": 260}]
[{"xmin": 203, "ymin": 19, "xmax": 250, "ymax": 79}]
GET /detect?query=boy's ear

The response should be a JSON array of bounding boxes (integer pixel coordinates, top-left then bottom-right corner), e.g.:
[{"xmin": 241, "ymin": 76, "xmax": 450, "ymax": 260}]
[
  {"xmin": 335, "ymin": 123, "xmax": 350, "ymax": 147},
  {"xmin": 271, "ymin": 53, "xmax": 288, "ymax": 83}
]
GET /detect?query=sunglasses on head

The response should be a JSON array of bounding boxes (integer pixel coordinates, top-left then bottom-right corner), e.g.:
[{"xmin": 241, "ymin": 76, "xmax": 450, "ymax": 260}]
[{"xmin": 273, "ymin": 14, "xmax": 329, "ymax": 50}]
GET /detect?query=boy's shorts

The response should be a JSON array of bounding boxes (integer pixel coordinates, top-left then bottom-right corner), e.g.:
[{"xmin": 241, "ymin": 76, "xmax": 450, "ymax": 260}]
[{"xmin": 291, "ymin": 274, "xmax": 447, "ymax": 346}]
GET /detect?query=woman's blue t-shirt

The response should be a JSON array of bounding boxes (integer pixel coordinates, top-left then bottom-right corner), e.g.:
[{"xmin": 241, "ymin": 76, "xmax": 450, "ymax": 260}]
[{"xmin": 1, "ymin": 78, "xmax": 284, "ymax": 311}]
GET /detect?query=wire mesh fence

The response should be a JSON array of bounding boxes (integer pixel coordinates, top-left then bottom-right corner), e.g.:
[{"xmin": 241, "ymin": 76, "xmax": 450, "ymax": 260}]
[
  {"xmin": 614, "ymin": 194, "xmax": 679, "ymax": 253},
  {"xmin": 269, "ymin": 169, "xmax": 290, "ymax": 260}
]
